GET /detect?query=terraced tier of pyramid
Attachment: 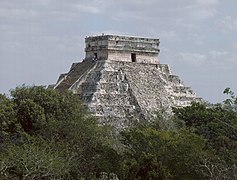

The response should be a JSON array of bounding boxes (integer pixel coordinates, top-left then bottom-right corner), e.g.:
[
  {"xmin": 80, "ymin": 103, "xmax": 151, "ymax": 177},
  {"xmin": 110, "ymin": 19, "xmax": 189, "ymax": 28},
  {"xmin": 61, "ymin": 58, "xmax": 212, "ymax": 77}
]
[{"xmin": 53, "ymin": 35, "xmax": 201, "ymax": 129}]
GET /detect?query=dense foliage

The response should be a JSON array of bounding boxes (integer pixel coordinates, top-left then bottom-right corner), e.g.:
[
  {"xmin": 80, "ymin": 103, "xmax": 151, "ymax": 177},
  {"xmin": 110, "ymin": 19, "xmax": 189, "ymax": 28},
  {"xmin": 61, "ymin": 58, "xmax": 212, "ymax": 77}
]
[
  {"xmin": 0, "ymin": 86, "xmax": 237, "ymax": 179},
  {"xmin": 0, "ymin": 86, "xmax": 120, "ymax": 179}
]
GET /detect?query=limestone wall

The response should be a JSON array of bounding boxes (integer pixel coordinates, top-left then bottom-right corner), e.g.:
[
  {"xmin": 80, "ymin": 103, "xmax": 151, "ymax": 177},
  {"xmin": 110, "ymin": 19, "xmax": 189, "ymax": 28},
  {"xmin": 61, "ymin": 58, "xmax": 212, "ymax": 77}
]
[
  {"xmin": 53, "ymin": 35, "xmax": 200, "ymax": 129},
  {"xmin": 68, "ymin": 60, "xmax": 200, "ymax": 129},
  {"xmin": 54, "ymin": 35, "xmax": 200, "ymax": 129},
  {"xmin": 108, "ymin": 51, "xmax": 159, "ymax": 64},
  {"xmin": 85, "ymin": 35, "xmax": 160, "ymax": 64}
]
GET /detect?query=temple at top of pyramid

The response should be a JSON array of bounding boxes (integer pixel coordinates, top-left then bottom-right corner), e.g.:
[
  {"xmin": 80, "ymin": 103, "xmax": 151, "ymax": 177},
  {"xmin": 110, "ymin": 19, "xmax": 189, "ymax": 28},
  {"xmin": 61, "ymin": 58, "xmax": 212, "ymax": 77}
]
[
  {"xmin": 84, "ymin": 35, "xmax": 160, "ymax": 64},
  {"xmin": 52, "ymin": 34, "xmax": 201, "ymax": 129}
]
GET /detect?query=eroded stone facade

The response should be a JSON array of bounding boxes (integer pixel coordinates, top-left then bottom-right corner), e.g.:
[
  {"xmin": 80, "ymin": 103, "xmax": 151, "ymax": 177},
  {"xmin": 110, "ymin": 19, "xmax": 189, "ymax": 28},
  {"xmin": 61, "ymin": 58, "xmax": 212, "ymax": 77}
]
[
  {"xmin": 53, "ymin": 35, "xmax": 201, "ymax": 129},
  {"xmin": 85, "ymin": 35, "xmax": 160, "ymax": 64}
]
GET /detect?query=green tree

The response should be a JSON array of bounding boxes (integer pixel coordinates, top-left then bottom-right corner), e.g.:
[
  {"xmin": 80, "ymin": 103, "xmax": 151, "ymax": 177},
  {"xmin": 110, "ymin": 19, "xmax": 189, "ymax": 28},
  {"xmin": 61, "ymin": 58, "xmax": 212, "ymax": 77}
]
[
  {"xmin": 0, "ymin": 94, "xmax": 18, "ymax": 136},
  {"xmin": 0, "ymin": 86, "xmax": 120, "ymax": 179},
  {"xmin": 17, "ymin": 99, "xmax": 46, "ymax": 134},
  {"xmin": 223, "ymin": 87, "xmax": 237, "ymax": 112},
  {"xmin": 120, "ymin": 126, "xmax": 208, "ymax": 180},
  {"xmin": 10, "ymin": 86, "xmax": 87, "ymax": 122},
  {"xmin": 0, "ymin": 140, "xmax": 69, "ymax": 179},
  {"xmin": 173, "ymin": 100, "xmax": 237, "ymax": 179},
  {"xmin": 120, "ymin": 89, "xmax": 237, "ymax": 179},
  {"xmin": 173, "ymin": 102, "xmax": 237, "ymax": 142}
]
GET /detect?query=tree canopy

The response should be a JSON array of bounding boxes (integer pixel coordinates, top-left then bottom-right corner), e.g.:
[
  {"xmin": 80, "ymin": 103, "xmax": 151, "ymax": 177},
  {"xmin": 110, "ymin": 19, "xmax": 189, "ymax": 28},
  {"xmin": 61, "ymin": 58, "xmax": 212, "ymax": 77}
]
[
  {"xmin": 0, "ymin": 86, "xmax": 237, "ymax": 179},
  {"xmin": 0, "ymin": 86, "xmax": 120, "ymax": 179}
]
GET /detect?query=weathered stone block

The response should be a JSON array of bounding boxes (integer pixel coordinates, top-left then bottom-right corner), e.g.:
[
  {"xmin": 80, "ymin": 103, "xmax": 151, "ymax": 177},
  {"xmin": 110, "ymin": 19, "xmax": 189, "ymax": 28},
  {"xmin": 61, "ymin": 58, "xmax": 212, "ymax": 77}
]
[{"xmin": 53, "ymin": 35, "xmax": 201, "ymax": 130}]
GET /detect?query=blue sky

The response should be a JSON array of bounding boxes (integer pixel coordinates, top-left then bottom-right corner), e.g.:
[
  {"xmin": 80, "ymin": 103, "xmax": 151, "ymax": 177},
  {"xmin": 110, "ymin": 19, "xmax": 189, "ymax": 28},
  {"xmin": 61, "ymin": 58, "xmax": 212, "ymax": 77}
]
[{"xmin": 0, "ymin": 0, "xmax": 237, "ymax": 103}]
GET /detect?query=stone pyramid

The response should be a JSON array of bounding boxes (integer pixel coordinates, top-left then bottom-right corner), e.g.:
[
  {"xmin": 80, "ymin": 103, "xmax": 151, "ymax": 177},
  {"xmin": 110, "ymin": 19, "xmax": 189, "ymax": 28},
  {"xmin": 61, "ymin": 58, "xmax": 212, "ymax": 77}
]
[{"xmin": 53, "ymin": 35, "xmax": 201, "ymax": 129}]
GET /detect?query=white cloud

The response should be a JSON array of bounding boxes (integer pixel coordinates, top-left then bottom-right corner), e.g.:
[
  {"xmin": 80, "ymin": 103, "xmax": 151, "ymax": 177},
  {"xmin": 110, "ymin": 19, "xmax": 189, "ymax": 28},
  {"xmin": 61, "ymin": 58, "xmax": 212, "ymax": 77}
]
[
  {"xmin": 0, "ymin": 7, "xmax": 38, "ymax": 20},
  {"xmin": 216, "ymin": 16, "xmax": 237, "ymax": 32},
  {"xmin": 158, "ymin": 31, "xmax": 180, "ymax": 42},
  {"xmin": 193, "ymin": 8, "xmax": 216, "ymax": 20},
  {"xmin": 90, "ymin": 30, "xmax": 130, "ymax": 37},
  {"xmin": 181, "ymin": 4, "xmax": 217, "ymax": 21},
  {"xmin": 74, "ymin": 3, "xmax": 101, "ymax": 14},
  {"xmin": 189, "ymin": 33, "xmax": 206, "ymax": 46},
  {"xmin": 112, "ymin": 11, "xmax": 150, "ymax": 22},
  {"xmin": 178, "ymin": 52, "xmax": 207, "ymax": 66},
  {"xmin": 196, "ymin": 0, "xmax": 219, "ymax": 6},
  {"xmin": 209, "ymin": 50, "xmax": 228, "ymax": 59},
  {"xmin": 177, "ymin": 50, "xmax": 233, "ymax": 69},
  {"xmin": 111, "ymin": 0, "xmax": 157, "ymax": 8}
]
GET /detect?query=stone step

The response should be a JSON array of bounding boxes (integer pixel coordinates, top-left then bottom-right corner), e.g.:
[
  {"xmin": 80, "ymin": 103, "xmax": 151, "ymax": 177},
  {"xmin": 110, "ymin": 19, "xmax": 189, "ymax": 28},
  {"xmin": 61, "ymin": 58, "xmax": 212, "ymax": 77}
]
[
  {"xmin": 83, "ymin": 93, "xmax": 132, "ymax": 105},
  {"xmin": 98, "ymin": 116, "xmax": 138, "ymax": 130},
  {"xmin": 172, "ymin": 86, "xmax": 195, "ymax": 95},
  {"xmin": 79, "ymin": 81, "xmax": 129, "ymax": 94},
  {"xmin": 88, "ymin": 104, "xmax": 136, "ymax": 118},
  {"xmin": 168, "ymin": 75, "xmax": 182, "ymax": 85},
  {"xmin": 55, "ymin": 60, "xmax": 95, "ymax": 91}
]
